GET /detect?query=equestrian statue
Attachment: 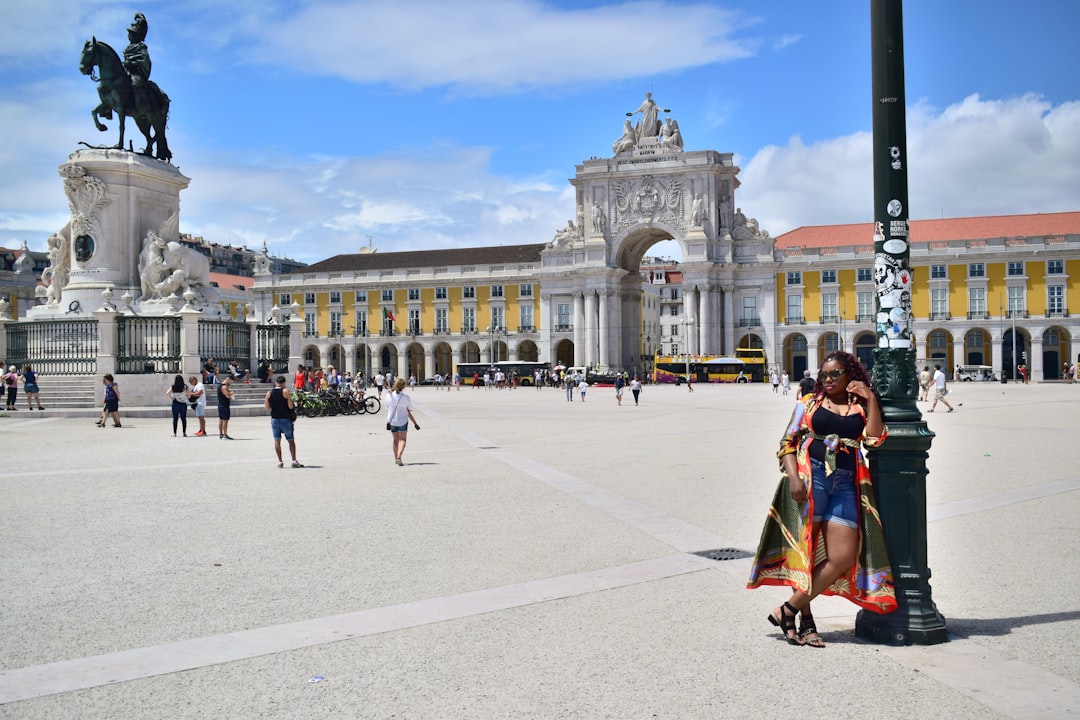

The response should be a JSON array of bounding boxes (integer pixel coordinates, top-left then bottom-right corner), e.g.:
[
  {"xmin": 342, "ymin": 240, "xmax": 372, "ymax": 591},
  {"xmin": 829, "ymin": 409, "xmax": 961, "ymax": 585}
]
[{"xmin": 79, "ymin": 12, "xmax": 171, "ymax": 161}]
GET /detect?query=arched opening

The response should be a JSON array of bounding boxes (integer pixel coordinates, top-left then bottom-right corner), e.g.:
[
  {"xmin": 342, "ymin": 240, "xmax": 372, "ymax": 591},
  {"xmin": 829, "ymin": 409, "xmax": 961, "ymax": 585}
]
[
  {"xmin": 378, "ymin": 344, "xmax": 399, "ymax": 376},
  {"xmin": 964, "ymin": 328, "xmax": 991, "ymax": 366},
  {"xmin": 853, "ymin": 332, "xmax": 876, "ymax": 372},
  {"xmin": 1042, "ymin": 326, "xmax": 1069, "ymax": 380},
  {"xmin": 433, "ymin": 342, "xmax": 453, "ymax": 376},
  {"xmin": 517, "ymin": 340, "xmax": 539, "ymax": 362},
  {"xmin": 459, "ymin": 341, "xmax": 481, "ymax": 364},
  {"xmin": 554, "ymin": 339, "xmax": 574, "ymax": 367},
  {"xmin": 302, "ymin": 345, "xmax": 321, "ymax": 369},
  {"xmin": 783, "ymin": 333, "xmax": 808, "ymax": 378},
  {"xmin": 405, "ymin": 342, "xmax": 425, "ymax": 380},
  {"xmin": 355, "ymin": 344, "xmax": 372, "ymax": 381},
  {"xmin": 927, "ymin": 329, "xmax": 951, "ymax": 365},
  {"xmin": 1002, "ymin": 328, "xmax": 1029, "ymax": 381}
]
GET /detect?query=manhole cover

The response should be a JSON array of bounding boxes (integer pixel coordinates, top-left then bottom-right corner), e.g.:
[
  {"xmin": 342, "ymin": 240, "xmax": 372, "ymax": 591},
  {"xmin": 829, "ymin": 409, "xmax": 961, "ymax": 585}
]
[{"xmin": 693, "ymin": 548, "xmax": 753, "ymax": 562}]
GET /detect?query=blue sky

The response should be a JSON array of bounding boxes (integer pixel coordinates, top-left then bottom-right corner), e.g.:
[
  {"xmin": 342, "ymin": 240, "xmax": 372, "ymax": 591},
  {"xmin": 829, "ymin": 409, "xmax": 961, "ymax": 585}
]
[{"xmin": 2, "ymin": 0, "xmax": 1078, "ymax": 263}]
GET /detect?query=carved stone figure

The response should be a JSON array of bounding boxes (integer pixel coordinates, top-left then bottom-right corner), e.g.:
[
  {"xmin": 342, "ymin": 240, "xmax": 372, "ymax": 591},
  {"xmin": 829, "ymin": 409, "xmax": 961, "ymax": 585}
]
[
  {"xmin": 610, "ymin": 176, "xmax": 686, "ymax": 233},
  {"xmin": 732, "ymin": 207, "xmax": 770, "ymax": 241},
  {"xmin": 690, "ymin": 194, "xmax": 705, "ymax": 226},
  {"xmin": 138, "ymin": 213, "xmax": 215, "ymax": 304},
  {"xmin": 79, "ymin": 13, "xmax": 171, "ymax": 160},
  {"xmin": 550, "ymin": 220, "xmax": 579, "ymax": 248},
  {"xmin": 14, "ymin": 241, "xmax": 31, "ymax": 274},
  {"xmin": 591, "ymin": 200, "xmax": 607, "ymax": 235},
  {"xmin": 40, "ymin": 233, "xmax": 71, "ymax": 307},
  {"xmin": 254, "ymin": 247, "xmax": 272, "ymax": 275},
  {"xmin": 60, "ymin": 165, "xmax": 110, "ymax": 266},
  {"xmin": 612, "ymin": 119, "xmax": 636, "ymax": 155},
  {"xmin": 628, "ymin": 92, "xmax": 660, "ymax": 142},
  {"xmin": 660, "ymin": 118, "xmax": 684, "ymax": 152}
]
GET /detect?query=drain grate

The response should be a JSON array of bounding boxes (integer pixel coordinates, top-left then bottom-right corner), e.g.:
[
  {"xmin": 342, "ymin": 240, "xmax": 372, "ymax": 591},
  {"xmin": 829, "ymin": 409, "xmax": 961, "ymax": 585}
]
[{"xmin": 693, "ymin": 548, "xmax": 753, "ymax": 562}]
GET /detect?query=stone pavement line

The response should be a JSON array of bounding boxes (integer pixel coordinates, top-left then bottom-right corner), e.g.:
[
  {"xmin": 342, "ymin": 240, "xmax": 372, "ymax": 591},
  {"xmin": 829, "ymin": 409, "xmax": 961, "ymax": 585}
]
[
  {"xmin": 417, "ymin": 402, "xmax": 739, "ymax": 553},
  {"xmin": 0, "ymin": 554, "xmax": 716, "ymax": 705},
  {"xmin": 927, "ymin": 477, "xmax": 1080, "ymax": 522},
  {"xmin": 878, "ymin": 639, "xmax": 1080, "ymax": 720}
]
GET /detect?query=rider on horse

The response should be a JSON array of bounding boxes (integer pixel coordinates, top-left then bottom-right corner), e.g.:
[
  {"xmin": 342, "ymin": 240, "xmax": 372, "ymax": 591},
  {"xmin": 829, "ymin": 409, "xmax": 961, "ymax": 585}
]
[{"xmin": 122, "ymin": 13, "xmax": 151, "ymax": 115}]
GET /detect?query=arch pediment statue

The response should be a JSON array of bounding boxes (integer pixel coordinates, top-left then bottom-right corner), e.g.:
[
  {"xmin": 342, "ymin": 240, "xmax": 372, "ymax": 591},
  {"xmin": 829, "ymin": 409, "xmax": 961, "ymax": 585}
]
[{"xmin": 732, "ymin": 207, "xmax": 769, "ymax": 241}]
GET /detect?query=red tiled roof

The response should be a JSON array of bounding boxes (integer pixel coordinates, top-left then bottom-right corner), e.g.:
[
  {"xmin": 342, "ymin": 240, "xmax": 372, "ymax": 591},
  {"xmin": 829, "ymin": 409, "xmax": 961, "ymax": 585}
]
[
  {"xmin": 775, "ymin": 211, "xmax": 1080, "ymax": 249},
  {"xmin": 210, "ymin": 272, "xmax": 253, "ymax": 291}
]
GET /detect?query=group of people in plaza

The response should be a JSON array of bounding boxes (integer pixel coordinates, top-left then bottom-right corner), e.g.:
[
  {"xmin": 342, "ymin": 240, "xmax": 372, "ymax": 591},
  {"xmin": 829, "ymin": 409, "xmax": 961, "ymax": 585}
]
[{"xmin": 3, "ymin": 364, "xmax": 44, "ymax": 411}]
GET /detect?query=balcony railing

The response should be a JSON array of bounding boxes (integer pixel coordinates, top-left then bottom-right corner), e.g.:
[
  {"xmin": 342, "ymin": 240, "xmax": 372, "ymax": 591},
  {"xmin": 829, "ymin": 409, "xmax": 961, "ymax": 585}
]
[
  {"xmin": 967, "ymin": 311, "xmax": 991, "ymax": 320},
  {"xmin": 517, "ymin": 325, "xmax": 535, "ymax": 332},
  {"xmin": 929, "ymin": 312, "xmax": 952, "ymax": 321},
  {"xmin": 1046, "ymin": 310, "xmax": 1070, "ymax": 318},
  {"xmin": 1005, "ymin": 310, "xmax": 1029, "ymax": 319},
  {"xmin": 784, "ymin": 316, "xmax": 806, "ymax": 325},
  {"xmin": 554, "ymin": 324, "xmax": 573, "ymax": 332},
  {"xmin": 820, "ymin": 315, "xmax": 840, "ymax": 324},
  {"xmin": 738, "ymin": 317, "xmax": 761, "ymax": 327},
  {"xmin": 855, "ymin": 313, "xmax": 875, "ymax": 323}
]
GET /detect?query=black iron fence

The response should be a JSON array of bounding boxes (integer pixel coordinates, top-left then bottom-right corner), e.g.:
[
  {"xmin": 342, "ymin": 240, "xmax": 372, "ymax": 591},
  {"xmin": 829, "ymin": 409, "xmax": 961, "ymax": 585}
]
[
  {"xmin": 199, "ymin": 320, "xmax": 252, "ymax": 372},
  {"xmin": 4, "ymin": 319, "xmax": 99, "ymax": 375},
  {"xmin": 117, "ymin": 316, "xmax": 181, "ymax": 374},
  {"xmin": 256, "ymin": 324, "xmax": 291, "ymax": 373}
]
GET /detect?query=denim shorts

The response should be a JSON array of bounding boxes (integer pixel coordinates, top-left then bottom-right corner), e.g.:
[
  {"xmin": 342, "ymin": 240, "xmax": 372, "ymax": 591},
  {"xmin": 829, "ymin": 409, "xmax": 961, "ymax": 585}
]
[
  {"xmin": 389, "ymin": 423, "xmax": 409, "ymax": 433},
  {"xmin": 809, "ymin": 457, "xmax": 858, "ymax": 529},
  {"xmin": 271, "ymin": 417, "xmax": 294, "ymax": 441}
]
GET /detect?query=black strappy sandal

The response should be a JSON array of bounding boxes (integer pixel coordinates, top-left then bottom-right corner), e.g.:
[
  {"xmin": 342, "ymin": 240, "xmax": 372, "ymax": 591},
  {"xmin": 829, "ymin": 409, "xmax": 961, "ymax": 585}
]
[
  {"xmin": 767, "ymin": 601, "xmax": 803, "ymax": 645},
  {"xmin": 798, "ymin": 613, "xmax": 825, "ymax": 648}
]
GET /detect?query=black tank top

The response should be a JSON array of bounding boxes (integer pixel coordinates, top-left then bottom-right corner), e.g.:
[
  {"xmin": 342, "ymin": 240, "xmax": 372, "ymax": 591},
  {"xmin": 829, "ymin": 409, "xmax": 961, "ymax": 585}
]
[
  {"xmin": 268, "ymin": 387, "xmax": 291, "ymax": 419},
  {"xmin": 808, "ymin": 405, "xmax": 865, "ymax": 472}
]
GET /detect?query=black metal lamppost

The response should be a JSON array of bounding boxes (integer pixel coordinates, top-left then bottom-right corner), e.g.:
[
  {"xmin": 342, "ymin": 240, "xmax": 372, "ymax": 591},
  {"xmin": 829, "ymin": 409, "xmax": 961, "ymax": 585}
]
[{"xmin": 855, "ymin": 0, "xmax": 947, "ymax": 645}]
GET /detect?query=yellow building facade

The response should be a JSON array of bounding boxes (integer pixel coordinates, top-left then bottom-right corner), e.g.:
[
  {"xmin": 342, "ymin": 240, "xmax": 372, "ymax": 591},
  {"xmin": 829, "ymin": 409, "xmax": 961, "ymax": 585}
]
[{"xmin": 774, "ymin": 212, "xmax": 1080, "ymax": 381}]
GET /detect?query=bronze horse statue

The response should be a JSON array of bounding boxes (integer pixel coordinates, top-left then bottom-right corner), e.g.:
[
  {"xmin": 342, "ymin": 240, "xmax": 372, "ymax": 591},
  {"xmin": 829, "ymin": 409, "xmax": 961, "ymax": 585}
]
[{"xmin": 79, "ymin": 38, "xmax": 171, "ymax": 161}]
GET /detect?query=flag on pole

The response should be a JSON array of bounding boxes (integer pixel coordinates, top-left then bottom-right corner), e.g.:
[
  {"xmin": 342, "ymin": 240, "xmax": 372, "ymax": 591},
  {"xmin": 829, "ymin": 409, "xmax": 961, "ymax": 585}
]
[{"xmin": 383, "ymin": 307, "xmax": 395, "ymax": 323}]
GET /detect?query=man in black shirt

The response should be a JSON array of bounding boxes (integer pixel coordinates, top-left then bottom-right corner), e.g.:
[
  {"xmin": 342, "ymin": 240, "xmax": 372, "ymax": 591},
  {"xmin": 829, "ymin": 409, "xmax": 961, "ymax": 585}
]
[{"xmin": 797, "ymin": 370, "xmax": 815, "ymax": 397}]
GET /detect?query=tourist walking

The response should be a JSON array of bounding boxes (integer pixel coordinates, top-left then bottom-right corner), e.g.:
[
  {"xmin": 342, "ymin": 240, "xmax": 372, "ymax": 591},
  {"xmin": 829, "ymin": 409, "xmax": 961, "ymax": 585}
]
[
  {"xmin": 4, "ymin": 365, "xmax": 19, "ymax": 411},
  {"xmin": 265, "ymin": 376, "xmax": 302, "ymax": 468},
  {"xmin": 927, "ymin": 364, "xmax": 954, "ymax": 413},
  {"xmin": 797, "ymin": 369, "xmax": 815, "ymax": 397},
  {"xmin": 22, "ymin": 364, "xmax": 44, "ymax": 410},
  {"xmin": 578, "ymin": 377, "xmax": 588, "ymax": 401},
  {"xmin": 781, "ymin": 371, "xmax": 790, "ymax": 396},
  {"xmin": 166, "ymin": 375, "xmax": 188, "ymax": 436},
  {"xmin": 188, "ymin": 376, "xmax": 207, "ymax": 436},
  {"xmin": 748, "ymin": 351, "xmax": 895, "ymax": 648},
  {"xmin": 771, "ymin": 369, "xmax": 780, "ymax": 394},
  {"xmin": 217, "ymin": 376, "xmax": 235, "ymax": 439},
  {"xmin": 386, "ymin": 377, "xmax": 420, "ymax": 466},
  {"xmin": 614, "ymin": 374, "xmax": 624, "ymax": 405},
  {"xmin": 98, "ymin": 374, "xmax": 121, "ymax": 428},
  {"xmin": 630, "ymin": 375, "xmax": 642, "ymax": 405},
  {"xmin": 918, "ymin": 365, "xmax": 932, "ymax": 401}
]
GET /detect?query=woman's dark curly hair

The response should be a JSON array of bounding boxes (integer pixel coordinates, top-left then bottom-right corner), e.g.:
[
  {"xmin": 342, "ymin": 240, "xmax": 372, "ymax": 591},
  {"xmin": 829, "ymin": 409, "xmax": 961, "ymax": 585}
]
[{"xmin": 813, "ymin": 350, "xmax": 878, "ymax": 408}]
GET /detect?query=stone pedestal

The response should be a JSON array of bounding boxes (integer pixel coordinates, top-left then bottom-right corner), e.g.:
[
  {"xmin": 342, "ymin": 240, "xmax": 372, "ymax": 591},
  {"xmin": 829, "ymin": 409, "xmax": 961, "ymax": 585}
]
[{"xmin": 29, "ymin": 149, "xmax": 190, "ymax": 319}]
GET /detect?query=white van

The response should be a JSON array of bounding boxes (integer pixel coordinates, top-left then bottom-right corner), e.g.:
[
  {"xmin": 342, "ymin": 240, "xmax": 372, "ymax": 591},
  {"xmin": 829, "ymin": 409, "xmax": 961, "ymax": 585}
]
[{"xmin": 958, "ymin": 365, "xmax": 997, "ymax": 382}]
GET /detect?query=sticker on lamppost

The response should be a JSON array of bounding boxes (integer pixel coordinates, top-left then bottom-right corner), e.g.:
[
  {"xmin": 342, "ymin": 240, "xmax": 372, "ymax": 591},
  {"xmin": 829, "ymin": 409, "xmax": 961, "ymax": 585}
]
[
  {"xmin": 889, "ymin": 145, "xmax": 903, "ymax": 170},
  {"xmin": 887, "ymin": 199, "xmax": 903, "ymax": 217},
  {"xmin": 874, "ymin": 222, "xmax": 912, "ymax": 349}
]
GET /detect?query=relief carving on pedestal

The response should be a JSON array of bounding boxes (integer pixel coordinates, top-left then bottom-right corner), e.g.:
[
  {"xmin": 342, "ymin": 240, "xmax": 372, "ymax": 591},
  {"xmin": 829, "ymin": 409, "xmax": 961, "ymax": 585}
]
[{"xmin": 59, "ymin": 164, "xmax": 111, "ymax": 267}]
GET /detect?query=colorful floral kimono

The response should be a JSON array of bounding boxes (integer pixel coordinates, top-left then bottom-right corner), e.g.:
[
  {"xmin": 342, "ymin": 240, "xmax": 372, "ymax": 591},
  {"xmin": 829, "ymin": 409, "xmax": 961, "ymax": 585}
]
[{"xmin": 746, "ymin": 395, "xmax": 897, "ymax": 614}]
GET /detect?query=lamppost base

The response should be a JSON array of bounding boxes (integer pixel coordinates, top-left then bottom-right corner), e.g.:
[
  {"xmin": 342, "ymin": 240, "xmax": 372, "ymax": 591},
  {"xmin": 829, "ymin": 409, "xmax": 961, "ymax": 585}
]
[{"xmin": 856, "ymin": 598, "xmax": 948, "ymax": 645}]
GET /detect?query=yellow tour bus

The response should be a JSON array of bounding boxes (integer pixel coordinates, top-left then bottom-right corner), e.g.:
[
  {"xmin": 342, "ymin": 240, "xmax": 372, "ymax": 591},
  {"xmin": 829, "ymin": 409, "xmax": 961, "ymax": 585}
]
[{"xmin": 653, "ymin": 351, "xmax": 766, "ymax": 384}]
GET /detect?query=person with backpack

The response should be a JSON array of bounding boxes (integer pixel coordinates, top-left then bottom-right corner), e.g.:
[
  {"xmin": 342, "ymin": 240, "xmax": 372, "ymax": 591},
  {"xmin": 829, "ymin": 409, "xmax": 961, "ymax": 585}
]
[{"xmin": 98, "ymin": 374, "xmax": 121, "ymax": 428}]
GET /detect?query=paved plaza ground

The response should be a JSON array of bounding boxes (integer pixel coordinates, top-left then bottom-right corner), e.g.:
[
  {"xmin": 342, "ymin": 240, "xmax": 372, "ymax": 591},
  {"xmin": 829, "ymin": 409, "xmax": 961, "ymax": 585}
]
[{"xmin": 1, "ymin": 380, "xmax": 1078, "ymax": 719}]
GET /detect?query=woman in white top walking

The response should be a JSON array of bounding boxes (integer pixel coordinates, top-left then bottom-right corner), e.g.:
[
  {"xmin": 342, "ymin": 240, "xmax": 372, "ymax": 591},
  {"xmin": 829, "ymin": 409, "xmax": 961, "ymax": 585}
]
[{"xmin": 386, "ymin": 378, "xmax": 420, "ymax": 465}]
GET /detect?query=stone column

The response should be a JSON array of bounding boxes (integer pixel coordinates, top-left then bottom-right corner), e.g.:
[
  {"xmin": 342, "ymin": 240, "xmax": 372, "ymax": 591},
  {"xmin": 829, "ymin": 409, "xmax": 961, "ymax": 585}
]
[
  {"xmin": 683, "ymin": 289, "xmax": 697, "ymax": 356},
  {"xmin": 179, "ymin": 306, "xmax": 202, "ymax": 378},
  {"xmin": 698, "ymin": 286, "xmax": 711, "ymax": 355},
  {"xmin": 722, "ymin": 285, "xmax": 735, "ymax": 356},
  {"xmin": 584, "ymin": 291, "xmax": 598, "ymax": 369},
  {"xmin": 246, "ymin": 303, "xmax": 260, "ymax": 375},
  {"xmin": 288, "ymin": 311, "xmax": 305, "ymax": 371},
  {"xmin": 952, "ymin": 337, "xmax": 964, "ymax": 371},
  {"xmin": 1030, "ymin": 336, "xmax": 1044, "ymax": 381},
  {"xmin": 92, "ymin": 307, "xmax": 118, "ymax": 377},
  {"xmin": 573, "ymin": 293, "xmax": 585, "ymax": 366},
  {"xmin": 598, "ymin": 290, "xmax": 610, "ymax": 370}
]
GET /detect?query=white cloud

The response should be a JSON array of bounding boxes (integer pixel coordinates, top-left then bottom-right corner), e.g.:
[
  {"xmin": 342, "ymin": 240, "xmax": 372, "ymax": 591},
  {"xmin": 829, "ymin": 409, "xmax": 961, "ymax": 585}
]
[
  {"xmin": 252, "ymin": 0, "xmax": 755, "ymax": 93},
  {"xmin": 738, "ymin": 94, "xmax": 1080, "ymax": 238}
]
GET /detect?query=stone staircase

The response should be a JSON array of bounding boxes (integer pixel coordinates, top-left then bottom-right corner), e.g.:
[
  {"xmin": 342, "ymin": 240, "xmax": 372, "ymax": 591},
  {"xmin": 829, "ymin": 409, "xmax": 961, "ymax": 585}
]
[{"xmin": 2, "ymin": 376, "xmax": 274, "ymax": 419}]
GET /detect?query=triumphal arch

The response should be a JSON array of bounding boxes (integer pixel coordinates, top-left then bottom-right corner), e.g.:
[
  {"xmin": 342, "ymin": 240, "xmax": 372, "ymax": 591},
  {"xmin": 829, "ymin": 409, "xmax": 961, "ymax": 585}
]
[{"xmin": 539, "ymin": 93, "xmax": 777, "ymax": 373}]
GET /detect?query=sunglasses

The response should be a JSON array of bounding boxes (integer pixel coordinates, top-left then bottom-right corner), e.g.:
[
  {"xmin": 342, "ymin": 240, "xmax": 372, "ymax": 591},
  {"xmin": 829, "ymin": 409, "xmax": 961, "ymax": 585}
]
[{"xmin": 818, "ymin": 368, "xmax": 848, "ymax": 381}]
